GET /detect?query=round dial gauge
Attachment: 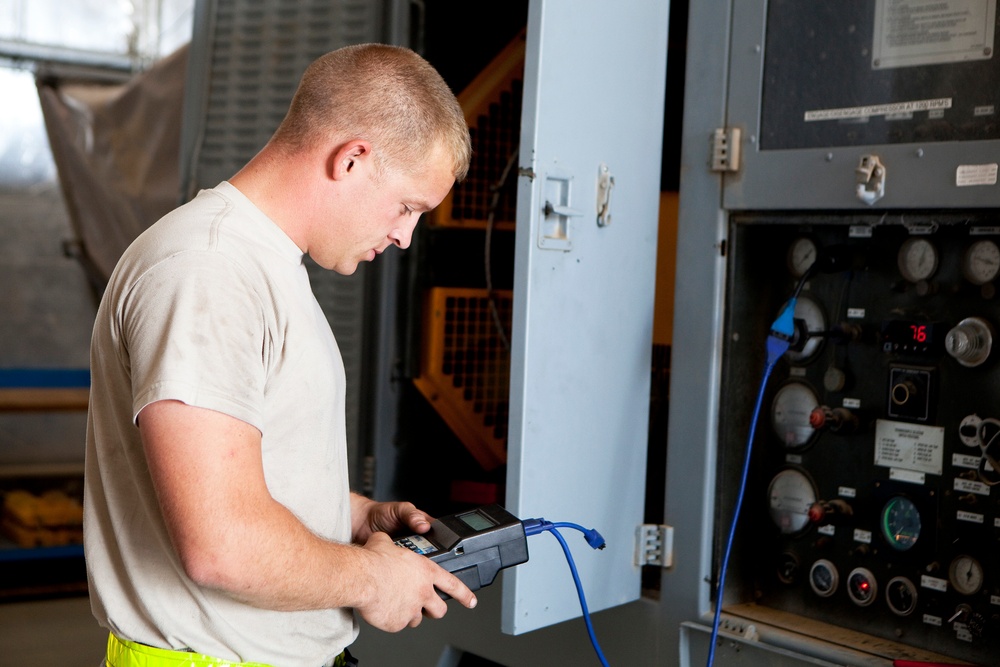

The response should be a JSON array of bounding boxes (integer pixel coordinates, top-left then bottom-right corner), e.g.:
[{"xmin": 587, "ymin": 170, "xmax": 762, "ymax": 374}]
[
  {"xmin": 949, "ymin": 555, "xmax": 984, "ymax": 596},
  {"xmin": 767, "ymin": 468, "xmax": 817, "ymax": 534},
  {"xmin": 978, "ymin": 418, "xmax": 1000, "ymax": 486},
  {"xmin": 847, "ymin": 567, "xmax": 878, "ymax": 607},
  {"xmin": 881, "ymin": 496, "xmax": 921, "ymax": 551},
  {"xmin": 787, "ymin": 238, "xmax": 818, "ymax": 279},
  {"xmin": 784, "ymin": 296, "xmax": 826, "ymax": 364},
  {"xmin": 776, "ymin": 552, "xmax": 799, "ymax": 585},
  {"xmin": 962, "ymin": 239, "xmax": 1000, "ymax": 285},
  {"xmin": 886, "ymin": 576, "xmax": 918, "ymax": 617},
  {"xmin": 809, "ymin": 559, "xmax": 839, "ymax": 598},
  {"xmin": 897, "ymin": 237, "xmax": 939, "ymax": 283},
  {"xmin": 771, "ymin": 382, "xmax": 820, "ymax": 449},
  {"xmin": 959, "ymin": 414, "xmax": 984, "ymax": 448}
]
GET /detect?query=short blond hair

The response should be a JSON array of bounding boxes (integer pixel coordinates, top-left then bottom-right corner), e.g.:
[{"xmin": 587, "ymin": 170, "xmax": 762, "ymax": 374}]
[{"xmin": 273, "ymin": 43, "xmax": 471, "ymax": 181}]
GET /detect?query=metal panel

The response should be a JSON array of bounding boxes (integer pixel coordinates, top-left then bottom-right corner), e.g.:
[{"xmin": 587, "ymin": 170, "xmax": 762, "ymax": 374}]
[
  {"xmin": 503, "ymin": 0, "xmax": 669, "ymax": 634},
  {"xmin": 723, "ymin": 0, "xmax": 1000, "ymax": 211}
]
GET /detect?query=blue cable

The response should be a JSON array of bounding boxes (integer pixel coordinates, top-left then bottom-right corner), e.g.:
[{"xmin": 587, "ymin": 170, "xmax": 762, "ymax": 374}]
[
  {"xmin": 522, "ymin": 519, "xmax": 609, "ymax": 666},
  {"xmin": 705, "ymin": 299, "xmax": 795, "ymax": 667}
]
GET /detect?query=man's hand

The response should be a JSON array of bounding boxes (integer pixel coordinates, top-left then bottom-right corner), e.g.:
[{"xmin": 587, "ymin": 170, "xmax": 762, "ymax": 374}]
[
  {"xmin": 355, "ymin": 532, "xmax": 477, "ymax": 632},
  {"xmin": 350, "ymin": 494, "xmax": 432, "ymax": 544}
]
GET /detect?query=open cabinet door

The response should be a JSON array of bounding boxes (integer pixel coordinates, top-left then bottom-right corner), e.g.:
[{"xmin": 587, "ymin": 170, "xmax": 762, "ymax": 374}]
[{"xmin": 503, "ymin": 0, "xmax": 669, "ymax": 635}]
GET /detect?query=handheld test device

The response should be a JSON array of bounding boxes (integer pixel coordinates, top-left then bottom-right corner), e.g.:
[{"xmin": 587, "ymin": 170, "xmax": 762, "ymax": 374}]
[{"xmin": 393, "ymin": 503, "xmax": 528, "ymax": 595}]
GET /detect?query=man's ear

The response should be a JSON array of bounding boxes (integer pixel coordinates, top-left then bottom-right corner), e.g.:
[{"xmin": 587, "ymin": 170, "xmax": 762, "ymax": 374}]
[{"xmin": 329, "ymin": 139, "xmax": 373, "ymax": 180}]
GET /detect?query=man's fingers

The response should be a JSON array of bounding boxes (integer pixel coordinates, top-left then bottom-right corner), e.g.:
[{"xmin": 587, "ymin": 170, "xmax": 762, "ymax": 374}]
[
  {"xmin": 403, "ymin": 505, "xmax": 432, "ymax": 532},
  {"xmin": 433, "ymin": 571, "xmax": 478, "ymax": 610}
]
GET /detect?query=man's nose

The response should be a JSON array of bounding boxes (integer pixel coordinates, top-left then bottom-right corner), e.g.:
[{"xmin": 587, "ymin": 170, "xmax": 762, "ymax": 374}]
[{"xmin": 389, "ymin": 219, "xmax": 418, "ymax": 249}]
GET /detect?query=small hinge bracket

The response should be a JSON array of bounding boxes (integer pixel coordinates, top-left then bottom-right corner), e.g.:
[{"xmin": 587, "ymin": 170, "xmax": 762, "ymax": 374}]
[
  {"xmin": 711, "ymin": 127, "xmax": 741, "ymax": 173},
  {"xmin": 636, "ymin": 524, "xmax": 674, "ymax": 568}
]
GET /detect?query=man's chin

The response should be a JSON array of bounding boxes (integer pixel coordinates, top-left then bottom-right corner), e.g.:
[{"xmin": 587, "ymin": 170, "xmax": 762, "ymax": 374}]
[{"xmin": 310, "ymin": 255, "xmax": 360, "ymax": 275}]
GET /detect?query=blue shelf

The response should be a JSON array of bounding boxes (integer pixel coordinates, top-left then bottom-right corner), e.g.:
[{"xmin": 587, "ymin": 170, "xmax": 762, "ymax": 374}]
[
  {"xmin": 0, "ymin": 543, "xmax": 83, "ymax": 562},
  {"xmin": 0, "ymin": 368, "xmax": 90, "ymax": 388}
]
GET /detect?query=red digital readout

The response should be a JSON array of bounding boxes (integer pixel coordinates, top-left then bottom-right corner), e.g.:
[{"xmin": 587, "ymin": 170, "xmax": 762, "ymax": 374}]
[{"xmin": 909, "ymin": 324, "xmax": 928, "ymax": 343}]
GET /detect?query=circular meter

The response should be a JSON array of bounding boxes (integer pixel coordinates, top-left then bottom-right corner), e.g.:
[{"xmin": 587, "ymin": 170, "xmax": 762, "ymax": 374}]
[
  {"xmin": 880, "ymin": 496, "xmax": 921, "ymax": 551},
  {"xmin": 847, "ymin": 567, "xmax": 878, "ymax": 606},
  {"xmin": 962, "ymin": 239, "xmax": 1000, "ymax": 285},
  {"xmin": 949, "ymin": 555, "xmax": 984, "ymax": 596},
  {"xmin": 886, "ymin": 577, "xmax": 918, "ymax": 616},
  {"xmin": 897, "ymin": 237, "xmax": 939, "ymax": 283},
  {"xmin": 809, "ymin": 559, "xmax": 839, "ymax": 597},
  {"xmin": 784, "ymin": 296, "xmax": 826, "ymax": 364},
  {"xmin": 771, "ymin": 382, "xmax": 820, "ymax": 449},
  {"xmin": 767, "ymin": 468, "xmax": 817, "ymax": 534},
  {"xmin": 959, "ymin": 414, "xmax": 984, "ymax": 448},
  {"xmin": 787, "ymin": 237, "xmax": 818, "ymax": 278}
]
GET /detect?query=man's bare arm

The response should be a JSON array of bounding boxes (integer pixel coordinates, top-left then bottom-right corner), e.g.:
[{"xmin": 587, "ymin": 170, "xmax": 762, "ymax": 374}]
[{"xmin": 138, "ymin": 399, "xmax": 476, "ymax": 631}]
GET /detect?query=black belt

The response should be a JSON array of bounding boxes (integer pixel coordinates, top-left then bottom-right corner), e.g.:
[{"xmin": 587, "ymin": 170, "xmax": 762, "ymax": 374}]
[{"xmin": 332, "ymin": 648, "xmax": 359, "ymax": 667}]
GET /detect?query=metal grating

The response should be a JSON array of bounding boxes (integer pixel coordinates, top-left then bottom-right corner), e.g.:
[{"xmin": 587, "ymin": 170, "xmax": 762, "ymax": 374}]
[
  {"xmin": 413, "ymin": 288, "xmax": 512, "ymax": 470},
  {"xmin": 191, "ymin": 0, "xmax": 382, "ymax": 192},
  {"xmin": 180, "ymin": 0, "xmax": 388, "ymax": 483},
  {"xmin": 430, "ymin": 31, "xmax": 524, "ymax": 230}
]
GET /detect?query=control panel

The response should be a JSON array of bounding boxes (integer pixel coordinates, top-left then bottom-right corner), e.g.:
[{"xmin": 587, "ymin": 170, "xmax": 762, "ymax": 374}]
[{"xmin": 718, "ymin": 213, "xmax": 1000, "ymax": 664}]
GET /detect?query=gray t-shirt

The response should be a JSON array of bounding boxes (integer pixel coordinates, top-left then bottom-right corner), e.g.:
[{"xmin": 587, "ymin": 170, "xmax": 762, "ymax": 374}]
[{"xmin": 84, "ymin": 182, "xmax": 356, "ymax": 667}]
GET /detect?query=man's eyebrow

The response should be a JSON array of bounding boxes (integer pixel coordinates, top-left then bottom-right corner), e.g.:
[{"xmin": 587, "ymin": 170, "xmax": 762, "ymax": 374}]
[{"xmin": 409, "ymin": 197, "xmax": 435, "ymax": 211}]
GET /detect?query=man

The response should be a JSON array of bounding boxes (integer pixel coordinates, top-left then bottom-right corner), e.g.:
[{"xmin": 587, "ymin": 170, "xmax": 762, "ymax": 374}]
[{"xmin": 84, "ymin": 43, "xmax": 476, "ymax": 667}]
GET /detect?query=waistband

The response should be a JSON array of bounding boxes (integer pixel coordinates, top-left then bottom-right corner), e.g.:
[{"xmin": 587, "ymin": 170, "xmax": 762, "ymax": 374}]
[{"xmin": 106, "ymin": 632, "xmax": 352, "ymax": 667}]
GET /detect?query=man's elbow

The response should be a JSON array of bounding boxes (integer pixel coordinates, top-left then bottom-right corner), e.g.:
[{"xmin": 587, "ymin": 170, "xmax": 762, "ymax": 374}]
[{"xmin": 176, "ymin": 538, "xmax": 246, "ymax": 592}]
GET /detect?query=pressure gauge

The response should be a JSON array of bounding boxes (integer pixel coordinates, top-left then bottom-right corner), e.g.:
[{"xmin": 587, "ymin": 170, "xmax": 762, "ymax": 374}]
[
  {"xmin": 809, "ymin": 559, "xmax": 839, "ymax": 598},
  {"xmin": 787, "ymin": 237, "xmax": 818, "ymax": 279},
  {"xmin": 886, "ymin": 576, "xmax": 918, "ymax": 617},
  {"xmin": 771, "ymin": 382, "xmax": 820, "ymax": 449},
  {"xmin": 880, "ymin": 496, "xmax": 921, "ymax": 551},
  {"xmin": 897, "ymin": 237, "xmax": 939, "ymax": 283},
  {"xmin": 767, "ymin": 468, "xmax": 817, "ymax": 534},
  {"xmin": 959, "ymin": 414, "xmax": 984, "ymax": 448},
  {"xmin": 847, "ymin": 567, "xmax": 878, "ymax": 607},
  {"xmin": 962, "ymin": 239, "xmax": 1000, "ymax": 285},
  {"xmin": 776, "ymin": 552, "xmax": 799, "ymax": 585},
  {"xmin": 949, "ymin": 555, "xmax": 984, "ymax": 596},
  {"xmin": 784, "ymin": 296, "xmax": 826, "ymax": 364}
]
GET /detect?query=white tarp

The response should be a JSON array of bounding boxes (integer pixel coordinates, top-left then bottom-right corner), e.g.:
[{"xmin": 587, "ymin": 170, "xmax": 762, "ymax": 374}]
[{"xmin": 37, "ymin": 44, "xmax": 187, "ymax": 284}]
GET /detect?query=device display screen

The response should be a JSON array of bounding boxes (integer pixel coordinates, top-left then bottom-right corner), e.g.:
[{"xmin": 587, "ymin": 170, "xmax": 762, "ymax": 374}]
[
  {"xmin": 458, "ymin": 510, "xmax": 496, "ymax": 532},
  {"xmin": 881, "ymin": 319, "xmax": 942, "ymax": 354}
]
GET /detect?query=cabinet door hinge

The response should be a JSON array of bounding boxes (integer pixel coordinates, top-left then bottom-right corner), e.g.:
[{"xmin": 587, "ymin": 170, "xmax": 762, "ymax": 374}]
[
  {"xmin": 635, "ymin": 524, "xmax": 674, "ymax": 568},
  {"xmin": 711, "ymin": 127, "xmax": 741, "ymax": 173}
]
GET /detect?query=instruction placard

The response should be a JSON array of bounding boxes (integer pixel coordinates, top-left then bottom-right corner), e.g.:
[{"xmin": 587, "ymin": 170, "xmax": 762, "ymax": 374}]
[
  {"xmin": 875, "ymin": 419, "xmax": 944, "ymax": 475},
  {"xmin": 873, "ymin": 0, "xmax": 996, "ymax": 69}
]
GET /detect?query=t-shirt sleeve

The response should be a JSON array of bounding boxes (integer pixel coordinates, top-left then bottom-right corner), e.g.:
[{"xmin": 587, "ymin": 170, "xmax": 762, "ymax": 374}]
[{"xmin": 119, "ymin": 250, "xmax": 267, "ymax": 431}]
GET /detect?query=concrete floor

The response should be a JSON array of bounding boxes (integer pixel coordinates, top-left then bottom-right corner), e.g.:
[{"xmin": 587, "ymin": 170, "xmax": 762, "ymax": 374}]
[{"xmin": 0, "ymin": 595, "xmax": 107, "ymax": 666}]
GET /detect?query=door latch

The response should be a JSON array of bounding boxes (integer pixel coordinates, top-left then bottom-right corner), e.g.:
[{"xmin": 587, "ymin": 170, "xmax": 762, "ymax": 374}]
[
  {"xmin": 539, "ymin": 172, "xmax": 581, "ymax": 251},
  {"xmin": 856, "ymin": 154, "xmax": 886, "ymax": 205},
  {"xmin": 596, "ymin": 163, "xmax": 614, "ymax": 227}
]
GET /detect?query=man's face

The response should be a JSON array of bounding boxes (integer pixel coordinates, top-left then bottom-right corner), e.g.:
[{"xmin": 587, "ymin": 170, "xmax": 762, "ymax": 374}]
[{"xmin": 315, "ymin": 142, "xmax": 456, "ymax": 275}]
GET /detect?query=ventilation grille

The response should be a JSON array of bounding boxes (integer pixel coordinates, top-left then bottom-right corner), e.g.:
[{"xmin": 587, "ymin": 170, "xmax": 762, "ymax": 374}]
[
  {"xmin": 413, "ymin": 288, "xmax": 512, "ymax": 470},
  {"xmin": 192, "ymin": 0, "xmax": 381, "ymax": 191},
  {"xmin": 431, "ymin": 32, "xmax": 524, "ymax": 230},
  {"xmin": 181, "ymin": 0, "xmax": 384, "ymax": 478}
]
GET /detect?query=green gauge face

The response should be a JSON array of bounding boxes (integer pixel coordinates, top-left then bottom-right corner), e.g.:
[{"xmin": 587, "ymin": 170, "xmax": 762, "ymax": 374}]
[{"xmin": 881, "ymin": 496, "xmax": 921, "ymax": 551}]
